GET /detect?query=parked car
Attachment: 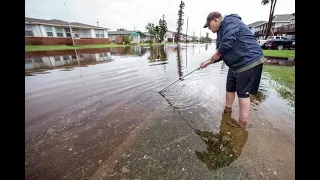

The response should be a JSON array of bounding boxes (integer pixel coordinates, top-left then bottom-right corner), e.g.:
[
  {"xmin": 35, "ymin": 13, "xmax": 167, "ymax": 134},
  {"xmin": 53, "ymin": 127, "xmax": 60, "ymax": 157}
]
[
  {"xmin": 265, "ymin": 35, "xmax": 295, "ymax": 50},
  {"xmin": 258, "ymin": 36, "xmax": 285, "ymax": 49}
]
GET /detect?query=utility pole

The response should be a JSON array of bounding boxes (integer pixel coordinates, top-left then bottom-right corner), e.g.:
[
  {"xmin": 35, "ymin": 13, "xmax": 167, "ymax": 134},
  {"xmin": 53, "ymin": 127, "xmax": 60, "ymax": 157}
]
[{"xmin": 63, "ymin": 3, "xmax": 75, "ymax": 46}]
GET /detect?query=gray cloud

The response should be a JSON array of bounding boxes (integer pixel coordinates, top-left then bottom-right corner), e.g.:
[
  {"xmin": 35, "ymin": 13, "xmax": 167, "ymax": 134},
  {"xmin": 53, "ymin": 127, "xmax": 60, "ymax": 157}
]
[{"xmin": 26, "ymin": 0, "xmax": 295, "ymax": 39}]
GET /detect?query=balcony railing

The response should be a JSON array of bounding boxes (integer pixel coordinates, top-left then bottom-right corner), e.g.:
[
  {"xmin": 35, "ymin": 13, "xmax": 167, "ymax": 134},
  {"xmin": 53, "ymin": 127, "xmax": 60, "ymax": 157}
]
[{"xmin": 254, "ymin": 23, "xmax": 295, "ymax": 36}]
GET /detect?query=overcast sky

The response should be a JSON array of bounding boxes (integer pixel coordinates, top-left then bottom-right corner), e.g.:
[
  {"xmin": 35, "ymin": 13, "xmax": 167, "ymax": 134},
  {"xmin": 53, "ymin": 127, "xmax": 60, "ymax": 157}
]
[{"xmin": 25, "ymin": 0, "xmax": 295, "ymax": 39}]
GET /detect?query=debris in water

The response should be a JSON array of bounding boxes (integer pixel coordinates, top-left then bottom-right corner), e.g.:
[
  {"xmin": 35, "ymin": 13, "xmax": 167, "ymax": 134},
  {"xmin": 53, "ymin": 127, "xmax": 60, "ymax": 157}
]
[
  {"xmin": 182, "ymin": 168, "xmax": 185, "ymax": 171},
  {"xmin": 121, "ymin": 167, "xmax": 130, "ymax": 173},
  {"xmin": 273, "ymin": 171, "xmax": 277, "ymax": 175}
]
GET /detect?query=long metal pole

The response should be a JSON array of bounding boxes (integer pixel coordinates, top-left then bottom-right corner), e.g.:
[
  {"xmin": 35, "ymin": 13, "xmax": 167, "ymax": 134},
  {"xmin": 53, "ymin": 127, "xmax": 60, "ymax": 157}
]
[
  {"xmin": 63, "ymin": 2, "xmax": 75, "ymax": 46},
  {"xmin": 158, "ymin": 67, "xmax": 200, "ymax": 93}
]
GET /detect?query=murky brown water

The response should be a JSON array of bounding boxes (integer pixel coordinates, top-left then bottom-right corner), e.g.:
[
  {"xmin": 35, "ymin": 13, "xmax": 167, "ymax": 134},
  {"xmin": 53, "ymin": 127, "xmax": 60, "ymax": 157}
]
[{"xmin": 25, "ymin": 43, "xmax": 295, "ymax": 180}]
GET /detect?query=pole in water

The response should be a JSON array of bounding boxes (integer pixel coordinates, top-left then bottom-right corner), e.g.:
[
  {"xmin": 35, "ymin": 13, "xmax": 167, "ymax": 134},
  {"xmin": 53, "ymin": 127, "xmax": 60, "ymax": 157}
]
[{"xmin": 158, "ymin": 67, "xmax": 200, "ymax": 93}]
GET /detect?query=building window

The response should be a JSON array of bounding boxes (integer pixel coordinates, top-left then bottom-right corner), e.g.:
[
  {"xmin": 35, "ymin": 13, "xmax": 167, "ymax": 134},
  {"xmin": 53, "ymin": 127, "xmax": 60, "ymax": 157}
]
[
  {"xmin": 71, "ymin": 55, "xmax": 77, "ymax": 59},
  {"xmin": 72, "ymin": 29, "xmax": 79, "ymax": 38},
  {"xmin": 25, "ymin": 25, "xmax": 34, "ymax": 36},
  {"xmin": 79, "ymin": 54, "xmax": 84, "ymax": 58},
  {"xmin": 99, "ymin": 53, "xmax": 104, "ymax": 57},
  {"xmin": 95, "ymin": 29, "xmax": 104, "ymax": 38},
  {"xmin": 45, "ymin": 25, "xmax": 54, "ymax": 37},
  {"xmin": 33, "ymin": 58, "xmax": 42, "ymax": 63},
  {"xmin": 54, "ymin": 56, "xmax": 61, "ymax": 61},
  {"xmin": 55, "ymin": 27, "xmax": 64, "ymax": 37},
  {"xmin": 63, "ymin": 56, "xmax": 70, "ymax": 60},
  {"xmin": 25, "ymin": 58, "xmax": 32, "ymax": 64},
  {"xmin": 65, "ymin": 28, "xmax": 71, "ymax": 37}
]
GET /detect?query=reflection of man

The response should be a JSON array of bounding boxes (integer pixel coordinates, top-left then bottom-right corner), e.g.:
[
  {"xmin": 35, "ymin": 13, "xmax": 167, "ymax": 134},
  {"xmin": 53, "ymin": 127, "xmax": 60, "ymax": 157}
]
[{"xmin": 194, "ymin": 113, "xmax": 248, "ymax": 170}]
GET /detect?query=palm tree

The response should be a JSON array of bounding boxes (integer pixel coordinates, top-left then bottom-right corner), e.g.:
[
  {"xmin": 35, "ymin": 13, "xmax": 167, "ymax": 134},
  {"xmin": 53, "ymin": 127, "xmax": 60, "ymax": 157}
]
[{"xmin": 262, "ymin": 0, "xmax": 278, "ymax": 39}]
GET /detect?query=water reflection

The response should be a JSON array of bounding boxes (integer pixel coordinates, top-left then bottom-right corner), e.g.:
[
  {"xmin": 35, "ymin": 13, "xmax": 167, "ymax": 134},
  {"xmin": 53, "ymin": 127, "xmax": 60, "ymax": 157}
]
[
  {"xmin": 176, "ymin": 45, "xmax": 183, "ymax": 78},
  {"xmin": 110, "ymin": 46, "xmax": 148, "ymax": 56},
  {"xmin": 147, "ymin": 45, "xmax": 168, "ymax": 68},
  {"xmin": 148, "ymin": 45, "xmax": 167, "ymax": 61},
  {"xmin": 194, "ymin": 113, "xmax": 248, "ymax": 170},
  {"xmin": 250, "ymin": 90, "xmax": 268, "ymax": 105},
  {"xmin": 25, "ymin": 49, "xmax": 113, "ymax": 75}
]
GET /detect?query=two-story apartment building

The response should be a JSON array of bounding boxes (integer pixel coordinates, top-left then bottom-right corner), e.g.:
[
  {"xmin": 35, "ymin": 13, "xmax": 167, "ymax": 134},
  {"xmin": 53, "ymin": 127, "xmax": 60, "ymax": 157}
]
[{"xmin": 247, "ymin": 13, "xmax": 295, "ymax": 40}]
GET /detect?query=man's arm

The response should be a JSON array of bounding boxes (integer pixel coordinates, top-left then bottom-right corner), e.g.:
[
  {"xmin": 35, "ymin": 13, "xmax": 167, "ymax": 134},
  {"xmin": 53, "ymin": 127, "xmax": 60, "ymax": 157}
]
[
  {"xmin": 217, "ymin": 20, "xmax": 240, "ymax": 54},
  {"xmin": 200, "ymin": 53, "xmax": 224, "ymax": 69}
]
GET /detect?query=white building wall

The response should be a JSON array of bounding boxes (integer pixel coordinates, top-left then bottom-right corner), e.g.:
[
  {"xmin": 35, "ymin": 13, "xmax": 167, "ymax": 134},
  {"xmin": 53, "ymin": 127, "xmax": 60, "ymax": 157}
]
[
  {"xmin": 90, "ymin": 29, "xmax": 96, "ymax": 38},
  {"xmin": 104, "ymin": 30, "xmax": 109, "ymax": 38}
]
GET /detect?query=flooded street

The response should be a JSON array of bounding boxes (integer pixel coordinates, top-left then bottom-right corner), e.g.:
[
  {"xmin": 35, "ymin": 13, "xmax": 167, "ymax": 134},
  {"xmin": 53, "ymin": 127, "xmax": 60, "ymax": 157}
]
[{"xmin": 25, "ymin": 44, "xmax": 294, "ymax": 180}]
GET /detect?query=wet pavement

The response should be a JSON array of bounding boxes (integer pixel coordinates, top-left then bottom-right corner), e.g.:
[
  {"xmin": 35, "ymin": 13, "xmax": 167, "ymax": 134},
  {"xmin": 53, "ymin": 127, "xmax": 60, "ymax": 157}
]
[{"xmin": 25, "ymin": 43, "xmax": 295, "ymax": 180}]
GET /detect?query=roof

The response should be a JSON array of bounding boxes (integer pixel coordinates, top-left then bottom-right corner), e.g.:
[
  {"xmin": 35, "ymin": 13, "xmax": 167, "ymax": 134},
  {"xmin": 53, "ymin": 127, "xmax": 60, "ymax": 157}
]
[
  {"xmin": 247, "ymin": 21, "xmax": 267, "ymax": 27},
  {"xmin": 246, "ymin": 13, "xmax": 295, "ymax": 28},
  {"xmin": 108, "ymin": 31, "xmax": 138, "ymax": 35},
  {"xmin": 175, "ymin": 32, "xmax": 187, "ymax": 36},
  {"xmin": 108, "ymin": 31, "xmax": 155, "ymax": 37},
  {"xmin": 272, "ymin": 14, "xmax": 295, "ymax": 22},
  {"xmin": 141, "ymin": 32, "xmax": 155, "ymax": 37},
  {"xmin": 25, "ymin": 17, "xmax": 109, "ymax": 30}
]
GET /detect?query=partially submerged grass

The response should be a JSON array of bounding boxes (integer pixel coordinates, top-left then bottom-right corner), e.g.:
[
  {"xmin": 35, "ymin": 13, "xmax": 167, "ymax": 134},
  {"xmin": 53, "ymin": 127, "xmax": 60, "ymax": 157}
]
[
  {"xmin": 25, "ymin": 42, "xmax": 175, "ymax": 51},
  {"xmin": 263, "ymin": 65, "xmax": 295, "ymax": 107},
  {"xmin": 263, "ymin": 50, "xmax": 295, "ymax": 58}
]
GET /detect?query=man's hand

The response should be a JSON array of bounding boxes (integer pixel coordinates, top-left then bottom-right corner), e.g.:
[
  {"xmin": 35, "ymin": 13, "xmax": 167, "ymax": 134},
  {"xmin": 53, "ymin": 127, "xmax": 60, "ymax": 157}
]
[
  {"xmin": 200, "ymin": 58, "xmax": 214, "ymax": 69},
  {"xmin": 200, "ymin": 51, "xmax": 222, "ymax": 69}
]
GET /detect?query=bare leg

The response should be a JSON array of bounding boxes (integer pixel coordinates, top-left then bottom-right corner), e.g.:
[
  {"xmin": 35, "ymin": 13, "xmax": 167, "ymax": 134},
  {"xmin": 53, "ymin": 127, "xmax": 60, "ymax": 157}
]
[
  {"xmin": 225, "ymin": 92, "xmax": 235, "ymax": 112},
  {"xmin": 239, "ymin": 97, "xmax": 251, "ymax": 125}
]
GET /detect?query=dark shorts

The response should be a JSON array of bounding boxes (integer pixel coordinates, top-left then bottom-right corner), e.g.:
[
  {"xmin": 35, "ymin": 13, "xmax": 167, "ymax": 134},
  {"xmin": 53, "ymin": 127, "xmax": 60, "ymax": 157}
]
[{"xmin": 226, "ymin": 64, "xmax": 263, "ymax": 98}]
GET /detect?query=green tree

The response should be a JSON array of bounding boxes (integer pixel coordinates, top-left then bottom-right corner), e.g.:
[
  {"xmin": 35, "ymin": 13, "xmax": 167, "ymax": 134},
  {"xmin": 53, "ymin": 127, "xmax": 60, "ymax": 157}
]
[
  {"xmin": 123, "ymin": 35, "xmax": 131, "ymax": 44},
  {"xmin": 146, "ymin": 23, "xmax": 156, "ymax": 36},
  {"xmin": 154, "ymin": 26, "xmax": 160, "ymax": 42},
  {"xmin": 159, "ymin": 15, "xmax": 168, "ymax": 42},
  {"xmin": 176, "ymin": 0, "xmax": 185, "ymax": 43},
  {"xmin": 262, "ymin": 0, "xmax": 278, "ymax": 39}
]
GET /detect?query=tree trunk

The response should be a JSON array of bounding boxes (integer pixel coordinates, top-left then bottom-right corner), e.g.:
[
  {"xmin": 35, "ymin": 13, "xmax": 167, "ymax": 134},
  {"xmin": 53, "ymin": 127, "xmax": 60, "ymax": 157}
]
[
  {"xmin": 265, "ymin": 0, "xmax": 274, "ymax": 39},
  {"xmin": 271, "ymin": 0, "xmax": 277, "ymax": 33}
]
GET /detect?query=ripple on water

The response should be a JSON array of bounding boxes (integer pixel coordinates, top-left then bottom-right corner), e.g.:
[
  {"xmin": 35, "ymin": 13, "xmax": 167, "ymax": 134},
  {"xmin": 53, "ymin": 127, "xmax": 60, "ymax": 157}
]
[{"xmin": 159, "ymin": 71, "xmax": 225, "ymax": 111}]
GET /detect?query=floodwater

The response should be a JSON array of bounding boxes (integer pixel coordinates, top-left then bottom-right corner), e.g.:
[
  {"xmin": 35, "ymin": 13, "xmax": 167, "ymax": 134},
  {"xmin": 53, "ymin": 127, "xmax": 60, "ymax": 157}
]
[{"xmin": 25, "ymin": 43, "xmax": 295, "ymax": 180}]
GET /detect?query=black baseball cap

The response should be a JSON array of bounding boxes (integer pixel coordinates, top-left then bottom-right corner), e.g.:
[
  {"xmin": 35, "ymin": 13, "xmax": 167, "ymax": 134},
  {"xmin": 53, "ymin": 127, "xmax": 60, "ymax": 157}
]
[{"xmin": 203, "ymin": 11, "xmax": 222, "ymax": 28}]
